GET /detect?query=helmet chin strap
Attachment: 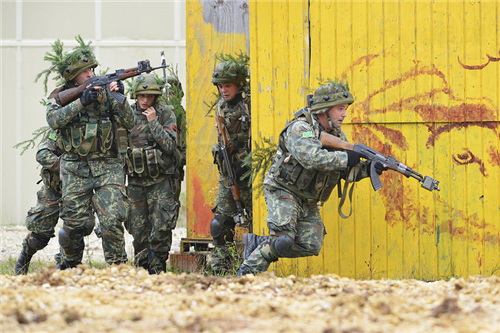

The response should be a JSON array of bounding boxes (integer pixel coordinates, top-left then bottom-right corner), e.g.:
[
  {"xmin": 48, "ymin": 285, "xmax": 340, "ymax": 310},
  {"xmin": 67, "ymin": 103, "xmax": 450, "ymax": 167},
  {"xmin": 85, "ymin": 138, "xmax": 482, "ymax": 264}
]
[{"xmin": 326, "ymin": 111, "xmax": 334, "ymax": 128}]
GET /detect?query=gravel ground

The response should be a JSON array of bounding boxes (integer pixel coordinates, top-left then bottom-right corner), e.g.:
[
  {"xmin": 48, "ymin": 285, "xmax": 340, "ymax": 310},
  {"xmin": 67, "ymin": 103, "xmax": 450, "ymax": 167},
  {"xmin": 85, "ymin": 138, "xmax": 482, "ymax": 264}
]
[
  {"xmin": 1, "ymin": 267, "xmax": 499, "ymax": 332},
  {"xmin": 0, "ymin": 225, "xmax": 187, "ymax": 264}
]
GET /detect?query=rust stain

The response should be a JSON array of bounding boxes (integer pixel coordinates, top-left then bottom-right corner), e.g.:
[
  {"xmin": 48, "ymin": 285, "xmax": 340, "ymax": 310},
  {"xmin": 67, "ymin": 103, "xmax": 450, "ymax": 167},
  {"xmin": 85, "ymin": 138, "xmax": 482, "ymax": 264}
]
[
  {"xmin": 452, "ymin": 148, "xmax": 487, "ymax": 177},
  {"xmin": 476, "ymin": 251, "xmax": 483, "ymax": 268},
  {"xmin": 189, "ymin": 174, "xmax": 212, "ymax": 237},
  {"xmin": 340, "ymin": 54, "xmax": 380, "ymax": 77},
  {"xmin": 488, "ymin": 146, "xmax": 500, "ymax": 167},
  {"xmin": 425, "ymin": 122, "xmax": 498, "ymax": 148},
  {"xmin": 458, "ymin": 50, "xmax": 500, "ymax": 70}
]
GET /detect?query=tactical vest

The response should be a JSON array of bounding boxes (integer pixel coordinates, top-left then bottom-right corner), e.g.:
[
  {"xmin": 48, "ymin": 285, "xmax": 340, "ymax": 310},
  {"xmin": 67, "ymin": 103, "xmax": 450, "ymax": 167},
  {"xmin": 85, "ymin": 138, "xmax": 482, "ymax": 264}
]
[
  {"xmin": 213, "ymin": 96, "xmax": 251, "ymax": 176},
  {"xmin": 270, "ymin": 109, "xmax": 342, "ymax": 203},
  {"xmin": 126, "ymin": 103, "xmax": 181, "ymax": 178},
  {"xmin": 59, "ymin": 91, "xmax": 120, "ymax": 157}
]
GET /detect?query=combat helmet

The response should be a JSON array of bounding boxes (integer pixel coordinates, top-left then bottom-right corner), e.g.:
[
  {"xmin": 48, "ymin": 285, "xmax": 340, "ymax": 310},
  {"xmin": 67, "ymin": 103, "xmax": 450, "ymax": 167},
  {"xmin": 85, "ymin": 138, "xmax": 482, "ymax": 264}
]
[
  {"xmin": 309, "ymin": 79, "xmax": 354, "ymax": 114},
  {"xmin": 130, "ymin": 74, "xmax": 163, "ymax": 99},
  {"xmin": 166, "ymin": 75, "xmax": 184, "ymax": 98},
  {"xmin": 35, "ymin": 35, "xmax": 99, "ymax": 95},
  {"xmin": 211, "ymin": 60, "xmax": 248, "ymax": 87}
]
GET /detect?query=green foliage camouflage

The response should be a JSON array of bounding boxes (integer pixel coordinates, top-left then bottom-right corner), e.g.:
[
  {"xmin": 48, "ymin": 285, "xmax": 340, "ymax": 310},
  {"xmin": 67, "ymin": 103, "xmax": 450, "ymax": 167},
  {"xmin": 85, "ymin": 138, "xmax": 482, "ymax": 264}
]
[{"xmin": 242, "ymin": 136, "xmax": 277, "ymax": 195}]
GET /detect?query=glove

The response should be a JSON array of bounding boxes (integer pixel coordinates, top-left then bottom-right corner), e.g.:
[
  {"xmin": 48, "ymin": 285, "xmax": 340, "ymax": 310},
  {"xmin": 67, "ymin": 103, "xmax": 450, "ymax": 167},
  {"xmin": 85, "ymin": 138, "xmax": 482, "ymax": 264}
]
[
  {"xmin": 346, "ymin": 150, "xmax": 361, "ymax": 168},
  {"xmin": 116, "ymin": 80, "xmax": 125, "ymax": 95},
  {"xmin": 373, "ymin": 162, "xmax": 388, "ymax": 176},
  {"xmin": 80, "ymin": 87, "xmax": 98, "ymax": 106}
]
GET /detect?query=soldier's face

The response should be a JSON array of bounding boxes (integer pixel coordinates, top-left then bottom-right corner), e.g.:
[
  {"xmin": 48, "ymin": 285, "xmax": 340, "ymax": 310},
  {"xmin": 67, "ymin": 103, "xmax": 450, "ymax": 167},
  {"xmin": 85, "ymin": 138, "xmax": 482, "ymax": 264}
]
[
  {"xmin": 75, "ymin": 68, "xmax": 94, "ymax": 85},
  {"xmin": 137, "ymin": 94, "xmax": 155, "ymax": 110},
  {"xmin": 327, "ymin": 103, "xmax": 349, "ymax": 128},
  {"xmin": 218, "ymin": 82, "xmax": 238, "ymax": 101}
]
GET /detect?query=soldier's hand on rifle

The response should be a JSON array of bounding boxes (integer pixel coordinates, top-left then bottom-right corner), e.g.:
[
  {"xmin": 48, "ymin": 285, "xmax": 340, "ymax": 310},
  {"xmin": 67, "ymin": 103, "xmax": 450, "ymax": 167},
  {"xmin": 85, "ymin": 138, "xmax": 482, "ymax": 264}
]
[
  {"xmin": 346, "ymin": 150, "xmax": 361, "ymax": 167},
  {"xmin": 80, "ymin": 86, "xmax": 99, "ymax": 107},
  {"xmin": 373, "ymin": 162, "xmax": 388, "ymax": 175},
  {"xmin": 109, "ymin": 80, "xmax": 124, "ymax": 94},
  {"xmin": 142, "ymin": 106, "xmax": 157, "ymax": 122}
]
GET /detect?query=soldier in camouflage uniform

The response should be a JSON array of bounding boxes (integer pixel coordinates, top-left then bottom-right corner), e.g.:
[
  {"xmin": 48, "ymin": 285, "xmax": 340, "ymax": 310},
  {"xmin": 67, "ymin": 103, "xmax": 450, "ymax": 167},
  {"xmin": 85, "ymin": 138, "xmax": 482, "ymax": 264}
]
[
  {"xmin": 43, "ymin": 36, "xmax": 134, "ymax": 269},
  {"xmin": 125, "ymin": 74, "xmax": 181, "ymax": 274},
  {"xmin": 165, "ymin": 75, "xmax": 187, "ymax": 229},
  {"xmin": 236, "ymin": 82, "xmax": 387, "ymax": 276},
  {"xmin": 209, "ymin": 60, "xmax": 252, "ymax": 275},
  {"xmin": 14, "ymin": 130, "xmax": 66, "ymax": 275}
]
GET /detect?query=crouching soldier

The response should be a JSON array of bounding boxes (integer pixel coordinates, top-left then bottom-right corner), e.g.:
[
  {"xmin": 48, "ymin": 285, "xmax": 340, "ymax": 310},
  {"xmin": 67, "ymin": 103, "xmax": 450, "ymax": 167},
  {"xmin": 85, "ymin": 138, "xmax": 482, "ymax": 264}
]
[{"xmin": 15, "ymin": 130, "xmax": 67, "ymax": 274}]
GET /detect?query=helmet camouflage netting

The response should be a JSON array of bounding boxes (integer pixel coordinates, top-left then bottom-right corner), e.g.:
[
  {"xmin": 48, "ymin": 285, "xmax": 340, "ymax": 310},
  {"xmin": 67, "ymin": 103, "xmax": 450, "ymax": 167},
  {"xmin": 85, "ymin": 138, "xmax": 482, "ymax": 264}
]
[
  {"xmin": 35, "ymin": 35, "xmax": 99, "ymax": 94},
  {"xmin": 210, "ymin": 52, "xmax": 249, "ymax": 87},
  {"xmin": 309, "ymin": 79, "xmax": 354, "ymax": 113}
]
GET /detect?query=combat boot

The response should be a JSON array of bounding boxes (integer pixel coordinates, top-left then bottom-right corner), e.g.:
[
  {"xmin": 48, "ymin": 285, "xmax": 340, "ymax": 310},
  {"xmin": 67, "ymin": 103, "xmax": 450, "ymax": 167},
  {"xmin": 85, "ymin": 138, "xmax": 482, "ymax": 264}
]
[
  {"xmin": 235, "ymin": 264, "xmax": 252, "ymax": 278},
  {"xmin": 15, "ymin": 250, "xmax": 33, "ymax": 275},
  {"xmin": 242, "ymin": 233, "xmax": 269, "ymax": 260}
]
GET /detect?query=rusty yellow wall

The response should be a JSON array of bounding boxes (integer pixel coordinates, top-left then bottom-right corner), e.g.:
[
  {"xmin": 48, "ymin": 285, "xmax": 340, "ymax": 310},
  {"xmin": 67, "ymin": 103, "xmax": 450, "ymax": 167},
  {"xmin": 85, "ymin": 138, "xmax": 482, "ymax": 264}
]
[
  {"xmin": 249, "ymin": 0, "xmax": 500, "ymax": 279},
  {"xmin": 186, "ymin": 1, "xmax": 249, "ymax": 238}
]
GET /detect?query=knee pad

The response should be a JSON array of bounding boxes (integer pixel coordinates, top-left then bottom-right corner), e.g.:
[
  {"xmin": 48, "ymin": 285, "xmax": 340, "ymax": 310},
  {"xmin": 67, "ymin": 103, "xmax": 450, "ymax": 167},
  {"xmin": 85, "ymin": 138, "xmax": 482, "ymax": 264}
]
[
  {"xmin": 27, "ymin": 233, "xmax": 50, "ymax": 251},
  {"xmin": 210, "ymin": 215, "xmax": 235, "ymax": 246},
  {"xmin": 83, "ymin": 219, "xmax": 95, "ymax": 237},
  {"xmin": 274, "ymin": 234, "xmax": 295, "ymax": 257},
  {"xmin": 210, "ymin": 217, "xmax": 224, "ymax": 239},
  {"xmin": 58, "ymin": 228, "xmax": 72, "ymax": 249}
]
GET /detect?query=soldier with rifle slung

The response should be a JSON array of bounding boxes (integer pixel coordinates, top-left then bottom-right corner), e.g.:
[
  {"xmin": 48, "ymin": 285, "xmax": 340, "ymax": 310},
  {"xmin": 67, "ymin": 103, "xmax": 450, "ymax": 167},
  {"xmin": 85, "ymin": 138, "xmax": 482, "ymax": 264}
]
[{"xmin": 209, "ymin": 58, "xmax": 252, "ymax": 275}]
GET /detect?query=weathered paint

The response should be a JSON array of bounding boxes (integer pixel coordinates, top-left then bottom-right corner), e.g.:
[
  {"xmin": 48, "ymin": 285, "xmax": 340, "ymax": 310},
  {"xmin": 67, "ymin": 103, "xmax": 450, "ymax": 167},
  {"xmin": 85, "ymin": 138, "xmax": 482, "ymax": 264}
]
[
  {"xmin": 186, "ymin": 0, "xmax": 250, "ymax": 239},
  {"xmin": 187, "ymin": 0, "xmax": 499, "ymax": 278},
  {"xmin": 247, "ymin": 0, "xmax": 499, "ymax": 279}
]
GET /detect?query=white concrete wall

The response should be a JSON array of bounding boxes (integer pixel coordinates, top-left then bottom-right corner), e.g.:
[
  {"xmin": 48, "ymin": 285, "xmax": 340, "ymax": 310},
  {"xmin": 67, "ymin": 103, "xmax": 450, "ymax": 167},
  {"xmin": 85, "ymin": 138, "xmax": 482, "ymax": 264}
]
[{"xmin": 0, "ymin": 0, "xmax": 186, "ymax": 226}]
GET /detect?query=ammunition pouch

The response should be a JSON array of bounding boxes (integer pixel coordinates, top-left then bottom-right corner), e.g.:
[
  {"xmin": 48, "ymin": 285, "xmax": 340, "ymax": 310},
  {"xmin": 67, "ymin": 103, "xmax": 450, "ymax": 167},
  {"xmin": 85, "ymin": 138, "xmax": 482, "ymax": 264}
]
[
  {"xmin": 126, "ymin": 147, "xmax": 178, "ymax": 178},
  {"xmin": 272, "ymin": 150, "xmax": 339, "ymax": 203},
  {"xmin": 40, "ymin": 168, "xmax": 62, "ymax": 193},
  {"xmin": 60, "ymin": 118, "xmax": 116, "ymax": 156}
]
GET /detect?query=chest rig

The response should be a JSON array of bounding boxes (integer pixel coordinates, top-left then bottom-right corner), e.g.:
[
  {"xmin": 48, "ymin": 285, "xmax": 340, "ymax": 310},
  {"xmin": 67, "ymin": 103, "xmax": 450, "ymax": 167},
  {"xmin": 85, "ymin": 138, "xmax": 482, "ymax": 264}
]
[
  {"xmin": 218, "ymin": 97, "xmax": 251, "ymax": 157},
  {"xmin": 59, "ymin": 91, "xmax": 117, "ymax": 157},
  {"xmin": 270, "ymin": 109, "xmax": 341, "ymax": 204},
  {"xmin": 126, "ymin": 103, "xmax": 180, "ymax": 178}
]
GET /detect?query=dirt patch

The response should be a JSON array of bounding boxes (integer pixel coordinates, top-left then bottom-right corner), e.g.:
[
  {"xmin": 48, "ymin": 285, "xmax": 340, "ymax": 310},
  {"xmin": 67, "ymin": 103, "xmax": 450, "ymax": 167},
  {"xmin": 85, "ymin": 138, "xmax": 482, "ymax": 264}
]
[{"xmin": 1, "ymin": 267, "xmax": 499, "ymax": 332}]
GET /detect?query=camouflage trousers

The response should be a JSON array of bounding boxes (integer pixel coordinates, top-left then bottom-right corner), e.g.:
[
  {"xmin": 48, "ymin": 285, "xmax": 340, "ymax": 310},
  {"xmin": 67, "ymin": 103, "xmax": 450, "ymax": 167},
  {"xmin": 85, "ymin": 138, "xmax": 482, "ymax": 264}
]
[
  {"xmin": 59, "ymin": 157, "xmax": 128, "ymax": 266},
  {"xmin": 22, "ymin": 185, "xmax": 61, "ymax": 256},
  {"xmin": 210, "ymin": 178, "xmax": 252, "ymax": 274},
  {"xmin": 242, "ymin": 187, "xmax": 326, "ymax": 274},
  {"xmin": 126, "ymin": 177, "xmax": 179, "ymax": 272}
]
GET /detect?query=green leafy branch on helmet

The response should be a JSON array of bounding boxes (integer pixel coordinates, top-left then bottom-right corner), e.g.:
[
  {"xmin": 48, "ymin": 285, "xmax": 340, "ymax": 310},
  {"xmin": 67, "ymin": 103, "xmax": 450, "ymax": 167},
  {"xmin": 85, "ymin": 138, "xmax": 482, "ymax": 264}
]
[
  {"xmin": 35, "ymin": 35, "xmax": 99, "ymax": 95},
  {"xmin": 321, "ymin": 77, "xmax": 350, "ymax": 93},
  {"xmin": 241, "ymin": 136, "xmax": 277, "ymax": 195},
  {"xmin": 163, "ymin": 65, "xmax": 187, "ymax": 143},
  {"xmin": 213, "ymin": 51, "xmax": 250, "ymax": 80},
  {"xmin": 34, "ymin": 39, "xmax": 66, "ymax": 95},
  {"xmin": 12, "ymin": 126, "xmax": 51, "ymax": 156}
]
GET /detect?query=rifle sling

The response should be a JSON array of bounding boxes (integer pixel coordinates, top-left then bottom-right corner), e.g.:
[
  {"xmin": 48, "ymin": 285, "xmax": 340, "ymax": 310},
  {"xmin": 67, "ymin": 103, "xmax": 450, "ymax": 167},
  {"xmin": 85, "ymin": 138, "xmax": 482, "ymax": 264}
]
[{"xmin": 338, "ymin": 167, "xmax": 359, "ymax": 219}]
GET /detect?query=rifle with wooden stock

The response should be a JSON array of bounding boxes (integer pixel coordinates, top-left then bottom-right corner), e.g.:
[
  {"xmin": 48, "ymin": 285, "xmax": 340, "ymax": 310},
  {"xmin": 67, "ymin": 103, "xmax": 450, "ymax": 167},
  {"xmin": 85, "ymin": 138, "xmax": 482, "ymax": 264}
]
[
  {"xmin": 319, "ymin": 131, "xmax": 441, "ymax": 192},
  {"xmin": 58, "ymin": 59, "xmax": 168, "ymax": 106},
  {"xmin": 215, "ymin": 110, "xmax": 248, "ymax": 227}
]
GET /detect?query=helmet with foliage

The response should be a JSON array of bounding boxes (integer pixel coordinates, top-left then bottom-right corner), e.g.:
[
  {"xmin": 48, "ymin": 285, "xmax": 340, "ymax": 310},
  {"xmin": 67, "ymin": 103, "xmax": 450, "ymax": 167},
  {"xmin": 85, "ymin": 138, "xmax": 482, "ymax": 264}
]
[
  {"xmin": 166, "ymin": 75, "xmax": 184, "ymax": 98},
  {"xmin": 309, "ymin": 79, "xmax": 354, "ymax": 114},
  {"xmin": 130, "ymin": 74, "xmax": 163, "ymax": 98},
  {"xmin": 35, "ymin": 35, "xmax": 99, "ymax": 95},
  {"xmin": 210, "ymin": 52, "xmax": 249, "ymax": 88}
]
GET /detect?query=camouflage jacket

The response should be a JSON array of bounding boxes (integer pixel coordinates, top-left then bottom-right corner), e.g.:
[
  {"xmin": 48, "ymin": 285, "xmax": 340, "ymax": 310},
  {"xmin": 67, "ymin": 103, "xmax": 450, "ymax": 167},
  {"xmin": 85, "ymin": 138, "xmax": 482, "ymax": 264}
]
[
  {"xmin": 46, "ymin": 85, "xmax": 134, "ymax": 159},
  {"xmin": 127, "ymin": 102, "xmax": 180, "ymax": 186},
  {"xmin": 264, "ymin": 109, "xmax": 369, "ymax": 203},
  {"xmin": 213, "ymin": 93, "xmax": 251, "ymax": 181},
  {"xmin": 37, "ymin": 130, "xmax": 63, "ymax": 193}
]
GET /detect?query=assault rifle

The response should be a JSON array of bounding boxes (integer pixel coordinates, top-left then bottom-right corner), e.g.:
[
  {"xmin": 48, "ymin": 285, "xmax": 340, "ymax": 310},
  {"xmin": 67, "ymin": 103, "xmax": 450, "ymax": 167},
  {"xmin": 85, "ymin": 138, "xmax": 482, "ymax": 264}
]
[
  {"xmin": 215, "ymin": 109, "xmax": 248, "ymax": 227},
  {"xmin": 58, "ymin": 59, "xmax": 168, "ymax": 106},
  {"xmin": 319, "ymin": 131, "xmax": 441, "ymax": 192}
]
